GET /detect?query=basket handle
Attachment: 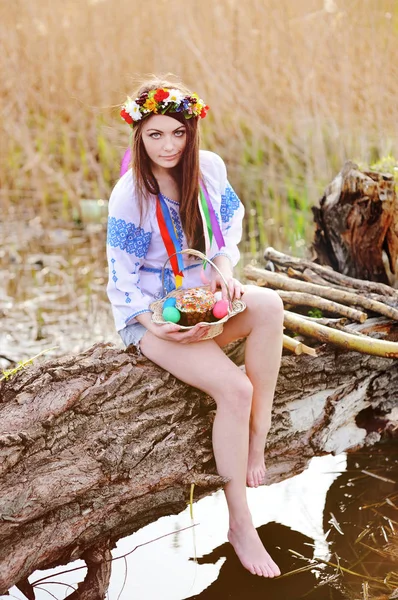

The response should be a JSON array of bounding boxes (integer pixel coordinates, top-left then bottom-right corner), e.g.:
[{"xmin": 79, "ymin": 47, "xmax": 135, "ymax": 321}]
[{"xmin": 161, "ymin": 248, "xmax": 233, "ymax": 307}]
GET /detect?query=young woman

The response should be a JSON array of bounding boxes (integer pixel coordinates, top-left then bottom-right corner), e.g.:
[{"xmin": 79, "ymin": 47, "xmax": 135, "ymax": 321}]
[{"xmin": 106, "ymin": 78, "xmax": 284, "ymax": 578}]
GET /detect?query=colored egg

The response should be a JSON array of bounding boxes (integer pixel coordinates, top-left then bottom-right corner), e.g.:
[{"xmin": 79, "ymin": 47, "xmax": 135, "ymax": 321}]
[
  {"xmin": 162, "ymin": 306, "xmax": 181, "ymax": 323},
  {"xmin": 163, "ymin": 297, "xmax": 177, "ymax": 308},
  {"xmin": 213, "ymin": 300, "xmax": 229, "ymax": 319}
]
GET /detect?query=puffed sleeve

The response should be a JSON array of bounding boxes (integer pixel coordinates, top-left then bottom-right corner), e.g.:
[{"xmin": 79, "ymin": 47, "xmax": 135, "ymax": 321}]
[
  {"xmin": 216, "ymin": 180, "xmax": 245, "ymax": 266},
  {"xmin": 106, "ymin": 173, "xmax": 153, "ymax": 329}
]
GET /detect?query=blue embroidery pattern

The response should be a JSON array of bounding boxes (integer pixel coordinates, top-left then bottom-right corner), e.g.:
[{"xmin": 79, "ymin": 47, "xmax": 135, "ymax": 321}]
[
  {"xmin": 163, "ymin": 268, "xmax": 175, "ymax": 294},
  {"xmin": 170, "ymin": 207, "xmax": 184, "ymax": 248},
  {"xmin": 111, "ymin": 258, "xmax": 117, "ymax": 283},
  {"xmin": 136, "ymin": 277, "xmax": 144, "ymax": 296},
  {"xmin": 220, "ymin": 183, "xmax": 240, "ymax": 224},
  {"xmin": 107, "ymin": 217, "xmax": 151, "ymax": 257},
  {"xmin": 162, "ymin": 194, "xmax": 180, "ymax": 207},
  {"xmin": 142, "ymin": 263, "xmax": 201, "ymax": 300}
]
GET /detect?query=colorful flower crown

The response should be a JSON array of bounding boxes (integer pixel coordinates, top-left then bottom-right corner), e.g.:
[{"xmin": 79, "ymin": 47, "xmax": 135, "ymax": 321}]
[{"xmin": 120, "ymin": 88, "xmax": 209, "ymax": 127}]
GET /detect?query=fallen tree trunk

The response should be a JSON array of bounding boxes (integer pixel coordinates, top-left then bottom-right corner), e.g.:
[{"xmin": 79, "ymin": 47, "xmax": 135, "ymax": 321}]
[{"xmin": 0, "ymin": 334, "xmax": 397, "ymax": 595}]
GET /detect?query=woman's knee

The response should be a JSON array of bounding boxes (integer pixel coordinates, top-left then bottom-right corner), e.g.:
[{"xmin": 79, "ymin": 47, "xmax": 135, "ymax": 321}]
[
  {"xmin": 244, "ymin": 285, "xmax": 284, "ymax": 326},
  {"xmin": 214, "ymin": 375, "xmax": 253, "ymax": 418}
]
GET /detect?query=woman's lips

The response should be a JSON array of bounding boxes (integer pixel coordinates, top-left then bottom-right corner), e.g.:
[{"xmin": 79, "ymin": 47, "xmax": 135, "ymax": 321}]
[{"xmin": 160, "ymin": 153, "xmax": 180, "ymax": 160}]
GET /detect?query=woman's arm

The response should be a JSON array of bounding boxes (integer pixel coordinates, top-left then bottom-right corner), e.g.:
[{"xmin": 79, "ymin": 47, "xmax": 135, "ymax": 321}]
[
  {"xmin": 210, "ymin": 254, "xmax": 244, "ymax": 300},
  {"xmin": 211, "ymin": 168, "xmax": 246, "ymax": 300},
  {"xmin": 106, "ymin": 174, "xmax": 154, "ymax": 329}
]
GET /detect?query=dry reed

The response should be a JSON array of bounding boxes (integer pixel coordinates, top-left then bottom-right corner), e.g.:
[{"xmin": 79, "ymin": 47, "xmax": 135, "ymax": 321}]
[{"xmin": 2, "ymin": 0, "xmax": 398, "ymax": 251}]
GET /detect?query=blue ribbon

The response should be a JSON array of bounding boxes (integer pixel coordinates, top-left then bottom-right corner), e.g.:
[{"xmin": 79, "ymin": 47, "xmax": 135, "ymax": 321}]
[{"xmin": 158, "ymin": 194, "xmax": 185, "ymax": 274}]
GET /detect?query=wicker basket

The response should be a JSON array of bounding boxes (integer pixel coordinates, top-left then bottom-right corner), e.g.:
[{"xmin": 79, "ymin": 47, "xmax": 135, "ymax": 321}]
[{"xmin": 150, "ymin": 249, "xmax": 246, "ymax": 340}]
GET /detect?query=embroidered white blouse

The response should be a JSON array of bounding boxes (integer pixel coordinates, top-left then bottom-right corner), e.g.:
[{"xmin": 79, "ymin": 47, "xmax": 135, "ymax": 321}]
[{"xmin": 106, "ymin": 150, "xmax": 245, "ymax": 332}]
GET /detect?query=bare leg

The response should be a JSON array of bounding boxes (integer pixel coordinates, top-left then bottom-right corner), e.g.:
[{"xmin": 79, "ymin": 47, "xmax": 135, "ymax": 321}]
[
  {"xmin": 139, "ymin": 332, "xmax": 281, "ymax": 577},
  {"xmin": 214, "ymin": 285, "xmax": 284, "ymax": 487}
]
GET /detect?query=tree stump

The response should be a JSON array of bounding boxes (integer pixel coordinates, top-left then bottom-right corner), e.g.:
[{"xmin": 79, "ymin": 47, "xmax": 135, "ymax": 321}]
[{"xmin": 312, "ymin": 160, "xmax": 398, "ymax": 285}]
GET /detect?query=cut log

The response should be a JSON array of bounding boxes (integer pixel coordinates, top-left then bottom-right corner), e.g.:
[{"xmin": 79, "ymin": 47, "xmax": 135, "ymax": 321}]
[
  {"xmin": 283, "ymin": 311, "xmax": 398, "ymax": 358},
  {"xmin": 282, "ymin": 334, "xmax": 317, "ymax": 356},
  {"xmin": 276, "ymin": 290, "xmax": 368, "ymax": 323},
  {"xmin": 0, "ymin": 337, "xmax": 397, "ymax": 594},
  {"xmin": 264, "ymin": 247, "xmax": 398, "ymax": 298},
  {"xmin": 244, "ymin": 264, "xmax": 398, "ymax": 322}
]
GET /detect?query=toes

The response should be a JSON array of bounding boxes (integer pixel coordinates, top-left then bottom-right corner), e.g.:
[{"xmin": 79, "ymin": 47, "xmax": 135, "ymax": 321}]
[
  {"xmin": 253, "ymin": 468, "xmax": 266, "ymax": 486},
  {"xmin": 247, "ymin": 465, "xmax": 267, "ymax": 487},
  {"xmin": 260, "ymin": 565, "xmax": 270, "ymax": 578},
  {"xmin": 265, "ymin": 564, "xmax": 275, "ymax": 578},
  {"xmin": 270, "ymin": 561, "xmax": 281, "ymax": 577},
  {"xmin": 254, "ymin": 565, "xmax": 263, "ymax": 576},
  {"xmin": 247, "ymin": 472, "xmax": 259, "ymax": 487}
]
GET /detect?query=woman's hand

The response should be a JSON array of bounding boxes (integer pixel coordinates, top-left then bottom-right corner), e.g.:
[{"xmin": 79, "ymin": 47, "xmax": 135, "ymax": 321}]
[
  {"xmin": 208, "ymin": 255, "xmax": 245, "ymax": 301},
  {"xmin": 210, "ymin": 272, "xmax": 245, "ymax": 301},
  {"xmin": 149, "ymin": 321, "xmax": 211, "ymax": 344}
]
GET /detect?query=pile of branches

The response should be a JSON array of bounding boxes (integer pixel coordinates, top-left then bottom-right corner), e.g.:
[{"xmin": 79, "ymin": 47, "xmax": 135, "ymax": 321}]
[{"xmin": 245, "ymin": 248, "xmax": 398, "ymax": 358}]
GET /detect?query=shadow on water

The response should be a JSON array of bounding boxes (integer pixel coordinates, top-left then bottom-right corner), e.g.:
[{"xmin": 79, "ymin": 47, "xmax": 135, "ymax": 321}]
[{"xmin": 189, "ymin": 523, "xmax": 345, "ymax": 600}]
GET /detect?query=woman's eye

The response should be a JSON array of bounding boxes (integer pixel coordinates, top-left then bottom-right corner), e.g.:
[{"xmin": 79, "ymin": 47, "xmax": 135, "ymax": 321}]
[
  {"xmin": 175, "ymin": 130, "xmax": 185, "ymax": 137},
  {"xmin": 150, "ymin": 133, "xmax": 161, "ymax": 139}
]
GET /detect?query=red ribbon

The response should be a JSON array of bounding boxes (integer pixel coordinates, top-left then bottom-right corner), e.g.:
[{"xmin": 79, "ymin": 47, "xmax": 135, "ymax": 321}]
[{"xmin": 156, "ymin": 198, "xmax": 183, "ymax": 278}]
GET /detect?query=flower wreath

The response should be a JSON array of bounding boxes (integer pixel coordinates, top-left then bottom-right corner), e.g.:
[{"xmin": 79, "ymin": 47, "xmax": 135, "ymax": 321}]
[{"xmin": 120, "ymin": 88, "xmax": 209, "ymax": 127}]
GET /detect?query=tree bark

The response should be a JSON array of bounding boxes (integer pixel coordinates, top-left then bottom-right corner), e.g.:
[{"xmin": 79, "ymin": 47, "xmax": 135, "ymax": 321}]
[{"xmin": 0, "ymin": 335, "xmax": 397, "ymax": 595}]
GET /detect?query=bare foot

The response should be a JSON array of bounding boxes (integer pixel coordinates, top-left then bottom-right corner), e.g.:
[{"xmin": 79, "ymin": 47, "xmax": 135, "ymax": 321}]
[
  {"xmin": 246, "ymin": 443, "xmax": 267, "ymax": 488},
  {"xmin": 228, "ymin": 523, "xmax": 281, "ymax": 577}
]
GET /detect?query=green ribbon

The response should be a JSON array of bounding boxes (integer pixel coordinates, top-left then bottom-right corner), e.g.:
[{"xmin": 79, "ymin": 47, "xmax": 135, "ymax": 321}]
[{"xmin": 199, "ymin": 186, "xmax": 213, "ymax": 247}]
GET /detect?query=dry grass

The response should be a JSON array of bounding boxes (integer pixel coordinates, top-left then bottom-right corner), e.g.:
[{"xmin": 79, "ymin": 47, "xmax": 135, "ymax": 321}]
[
  {"xmin": 280, "ymin": 490, "xmax": 398, "ymax": 600},
  {"xmin": 2, "ymin": 0, "xmax": 398, "ymax": 250},
  {"xmin": 341, "ymin": 490, "xmax": 398, "ymax": 600}
]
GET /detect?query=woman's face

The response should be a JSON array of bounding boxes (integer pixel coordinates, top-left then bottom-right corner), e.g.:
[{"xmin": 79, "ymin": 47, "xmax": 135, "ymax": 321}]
[{"xmin": 141, "ymin": 114, "xmax": 187, "ymax": 172}]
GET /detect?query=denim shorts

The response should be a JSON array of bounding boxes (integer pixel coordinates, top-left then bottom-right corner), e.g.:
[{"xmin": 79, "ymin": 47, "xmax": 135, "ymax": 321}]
[{"xmin": 119, "ymin": 322, "xmax": 148, "ymax": 352}]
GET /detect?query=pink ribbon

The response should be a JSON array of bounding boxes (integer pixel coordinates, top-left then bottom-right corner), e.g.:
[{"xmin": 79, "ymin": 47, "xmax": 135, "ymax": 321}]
[{"xmin": 120, "ymin": 148, "xmax": 132, "ymax": 177}]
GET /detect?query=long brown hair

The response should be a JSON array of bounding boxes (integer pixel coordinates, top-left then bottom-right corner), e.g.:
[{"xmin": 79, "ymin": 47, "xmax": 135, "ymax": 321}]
[{"xmin": 130, "ymin": 77, "xmax": 204, "ymax": 253}]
